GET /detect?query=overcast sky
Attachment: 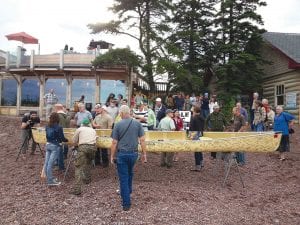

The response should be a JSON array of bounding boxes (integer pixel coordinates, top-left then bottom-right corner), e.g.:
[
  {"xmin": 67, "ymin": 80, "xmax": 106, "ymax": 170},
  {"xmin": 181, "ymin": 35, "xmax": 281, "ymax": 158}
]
[{"xmin": 0, "ymin": 0, "xmax": 299, "ymax": 55}]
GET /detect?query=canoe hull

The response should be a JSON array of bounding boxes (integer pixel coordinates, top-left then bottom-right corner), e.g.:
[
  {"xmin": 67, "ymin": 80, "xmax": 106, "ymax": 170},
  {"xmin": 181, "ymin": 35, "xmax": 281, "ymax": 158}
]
[{"xmin": 31, "ymin": 128, "xmax": 281, "ymax": 152}]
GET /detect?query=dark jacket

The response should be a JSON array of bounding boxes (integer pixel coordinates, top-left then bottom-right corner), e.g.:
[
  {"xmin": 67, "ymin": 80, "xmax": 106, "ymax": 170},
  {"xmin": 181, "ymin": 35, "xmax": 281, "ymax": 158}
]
[
  {"xmin": 156, "ymin": 104, "xmax": 167, "ymax": 122},
  {"xmin": 190, "ymin": 114, "xmax": 205, "ymax": 132},
  {"xmin": 46, "ymin": 124, "xmax": 68, "ymax": 146}
]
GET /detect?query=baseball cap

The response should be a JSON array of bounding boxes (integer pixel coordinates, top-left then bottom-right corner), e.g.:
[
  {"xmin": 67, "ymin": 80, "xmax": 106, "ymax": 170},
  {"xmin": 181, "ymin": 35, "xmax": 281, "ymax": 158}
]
[
  {"xmin": 156, "ymin": 97, "xmax": 161, "ymax": 102},
  {"xmin": 81, "ymin": 118, "xmax": 90, "ymax": 125},
  {"xmin": 213, "ymin": 104, "xmax": 220, "ymax": 109}
]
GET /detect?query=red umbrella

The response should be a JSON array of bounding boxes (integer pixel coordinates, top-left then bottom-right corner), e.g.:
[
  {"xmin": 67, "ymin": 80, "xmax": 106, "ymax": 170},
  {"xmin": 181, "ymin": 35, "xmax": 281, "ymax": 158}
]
[{"xmin": 5, "ymin": 32, "xmax": 38, "ymax": 44}]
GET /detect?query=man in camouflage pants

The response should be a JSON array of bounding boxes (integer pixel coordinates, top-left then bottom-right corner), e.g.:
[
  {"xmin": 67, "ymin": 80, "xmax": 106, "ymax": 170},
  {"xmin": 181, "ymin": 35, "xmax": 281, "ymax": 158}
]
[
  {"xmin": 70, "ymin": 118, "xmax": 97, "ymax": 195},
  {"xmin": 205, "ymin": 104, "xmax": 227, "ymax": 159}
]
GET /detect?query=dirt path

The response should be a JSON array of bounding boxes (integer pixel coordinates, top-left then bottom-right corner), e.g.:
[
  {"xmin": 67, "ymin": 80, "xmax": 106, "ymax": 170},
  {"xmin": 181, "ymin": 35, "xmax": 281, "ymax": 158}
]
[{"xmin": 0, "ymin": 116, "xmax": 299, "ymax": 225}]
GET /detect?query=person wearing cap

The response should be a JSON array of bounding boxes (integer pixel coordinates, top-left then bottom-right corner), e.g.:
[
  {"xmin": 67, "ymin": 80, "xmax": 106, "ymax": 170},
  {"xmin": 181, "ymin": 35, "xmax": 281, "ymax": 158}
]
[
  {"xmin": 201, "ymin": 93, "xmax": 210, "ymax": 119},
  {"xmin": 74, "ymin": 103, "xmax": 93, "ymax": 127},
  {"xmin": 205, "ymin": 104, "xmax": 227, "ymax": 159},
  {"xmin": 158, "ymin": 109, "xmax": 176, "ymax": 168},
  {"xmin": 70, "ymin": 118, "xmax": 97, "ymax": 195},
  {"xmin": 93, "ymin": 105, "xmax": 113, "ymax": 167},
  {"xmin": 111, "ymin": 105, "xmax": 147, "ymax": 211},
  {"xmin": 20, "ymin": 111, "xmax": 40, "ymax": 156},
  {"xmin": 91, "ymin": 103, "xmax": 102, "ymax": 119},
  {"xmin": 154, "ymin": 97, "xmax": 166, "ymax": 126}
]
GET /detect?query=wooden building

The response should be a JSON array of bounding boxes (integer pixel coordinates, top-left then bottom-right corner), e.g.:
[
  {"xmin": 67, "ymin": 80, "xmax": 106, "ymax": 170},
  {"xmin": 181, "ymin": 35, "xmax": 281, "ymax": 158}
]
[
  {"xmin": 0, "ymin": 48, "xmax": 133, "ymax": 118},
  {"xmin": 261, "ymin": 32, "xmax": 300, "ymax": 123}
]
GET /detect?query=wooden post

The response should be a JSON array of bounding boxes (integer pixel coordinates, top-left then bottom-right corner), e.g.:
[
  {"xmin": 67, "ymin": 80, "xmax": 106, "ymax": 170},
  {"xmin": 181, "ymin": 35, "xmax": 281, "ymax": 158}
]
[
  {"xmin": 5, "ymin": 51, "xmax": 10, "ymax": 69},
  {"xmin": 39, "ymin": 74, "xmax": 45, "ymax": 119},
  {"xmin": 30, "ymin": 50, "xmax": 35, "ymax": 70},
  {"xmin": 60, "ymin": 49, "xmax": 64, "ymax": 70},
  {"xmin": 16, "ymin": 46, "xmax": 21, "ymax": 68}
]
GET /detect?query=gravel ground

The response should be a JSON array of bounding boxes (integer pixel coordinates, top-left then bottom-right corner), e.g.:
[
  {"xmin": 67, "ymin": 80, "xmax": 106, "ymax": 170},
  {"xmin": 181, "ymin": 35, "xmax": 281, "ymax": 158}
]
[{"xmin": 0, "ymin": 115, "xmax": 299, "ymax": 225}]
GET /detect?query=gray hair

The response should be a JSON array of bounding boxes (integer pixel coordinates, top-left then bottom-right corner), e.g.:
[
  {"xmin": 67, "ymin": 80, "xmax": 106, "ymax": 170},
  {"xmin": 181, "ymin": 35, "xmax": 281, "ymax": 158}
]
[
  {"xmin": 253, "ymin": 92, "xmax": 259, "ymax": 97},
  {"xmin": 262, "ymin": 98, "xmax": 268, "ymax": 104},
  {"xmin": 276, "ymin": 105, "xmax": 283, "ymax": 111},
  {"xmin": 119, "ymin": 105, "xmax": 130, "ymax": 115}
]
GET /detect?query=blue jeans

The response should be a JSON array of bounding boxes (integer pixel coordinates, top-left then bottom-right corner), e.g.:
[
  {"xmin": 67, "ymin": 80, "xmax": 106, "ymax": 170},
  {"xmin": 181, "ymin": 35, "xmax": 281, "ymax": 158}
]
[
  {"xmin": 44, "ymin": 143, "xmax": 60, "ymax": 184},
  {"xmin": 201, "ymin": 109, "xmax": 210, "ymax": 119},
  {"xmin": 254, "ymin": 122, "xmax": 264, "ymax": 132},
  {"xmin": 57, "ymin": 144, "xmax": 68, "ymax": 170},
  {"xmin": 116, "ymin": 151, "xmax": 138, "ymax": 208},
  {"xmin": 192, "ymin": 131, "xmax": 203, "ymax": 166},
  {"xmin": 235, "ymin": 152, "xmax": 245, "ymax": 165}
]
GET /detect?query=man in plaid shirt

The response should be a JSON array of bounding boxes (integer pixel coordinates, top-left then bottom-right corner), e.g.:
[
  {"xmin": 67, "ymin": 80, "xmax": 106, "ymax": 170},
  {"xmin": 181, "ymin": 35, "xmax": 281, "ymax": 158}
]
[{"xmin": 44, "ymin": 89, "xmax": 58, "ymax": 120}]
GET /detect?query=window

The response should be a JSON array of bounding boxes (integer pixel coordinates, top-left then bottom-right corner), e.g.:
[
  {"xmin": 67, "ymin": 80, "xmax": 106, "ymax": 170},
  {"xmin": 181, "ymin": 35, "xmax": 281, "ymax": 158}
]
[
  {"xmin": 45, "ymin": 79, "xmax": 67, "ymax": 105},
  {"xmin": 21, "ymin": 79, "xmax": 40, "ymax": 106},
  {"xmin": 101, "ymin": 80, "xmax": 126, "ymax": 104},
  {"xmin": 72, "ymin": 79, "xmax": 96, "ymax": 107},
  {"xmin": 1, "ymin": 79, "xmax": 17, "ymax": 106},
  {"xmin": 276, "ymin": 84, "xmax": 284, "ymax": 105}
]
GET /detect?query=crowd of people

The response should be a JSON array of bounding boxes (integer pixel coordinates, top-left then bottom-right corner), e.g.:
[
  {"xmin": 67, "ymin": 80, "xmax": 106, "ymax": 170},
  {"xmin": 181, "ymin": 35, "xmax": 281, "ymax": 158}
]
[{"xmin": 20, "ymin": 89, "xmax": 296, "ymax": 211}]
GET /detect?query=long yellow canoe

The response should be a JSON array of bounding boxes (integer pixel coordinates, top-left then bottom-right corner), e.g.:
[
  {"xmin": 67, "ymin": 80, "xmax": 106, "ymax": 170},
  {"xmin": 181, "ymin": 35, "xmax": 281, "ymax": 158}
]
[{"xmin": 31, "ymin": 128, "xmax": 281, "ymax": 153}]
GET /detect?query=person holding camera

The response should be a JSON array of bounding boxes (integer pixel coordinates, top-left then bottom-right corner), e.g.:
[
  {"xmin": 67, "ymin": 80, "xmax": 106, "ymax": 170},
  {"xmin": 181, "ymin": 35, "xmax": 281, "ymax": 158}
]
[{"xmin": 20, "ymin": 111, "xmax": 40, "ymax": 156}]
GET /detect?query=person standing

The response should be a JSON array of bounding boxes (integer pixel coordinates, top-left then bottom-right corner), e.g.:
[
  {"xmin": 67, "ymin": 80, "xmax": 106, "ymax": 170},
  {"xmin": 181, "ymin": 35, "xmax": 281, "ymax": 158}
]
[
  {"xmin": 110, "ymin": 105, "xmax": 147, "ymax": 211},
  {"xmin": 250, "ymin": 92, "xmax": 259, "ymax": 130},
  {"xmin": 154, "ymin": 97, "xmax": 166, "ymax": 126},
  {"xmin": 206, "ymin": 105, "xmax": 227, "ymax": 159},
  {"xmin": 70, "ymin": 118, "xmax": 97, "ymax": 195},
  {"xmin": 173, "ymin": 109, "xmax": 184, "ymax": 162},
  {"xmin": 232, "ymin": 107, "xmax": 247, "ymax": 165},
  {"xmin": 44, "ymin": 113, "xmax": 68, "ymax": 186},
  {"xmin": 236, "ymin": 102, "xmax": 248, "ymax": 126},
  {"xmin": 55, "ymin": 104, "xmax": 71, "ymax": 171},
  {"xmin": 201, "ymin": 93, "xmax": 210, "ymax": 119},
  {"xmin": 44, "ymin": 89, "xmax": 58, "ymax": 120},
  {"xmin": 273, "ymin": 106, "xmax": 295, "ymax": 161},
  {"xmin": 253, "ymin": 100, "xmax": 266, "ymax": 132},
  {"xmin": 93, "ymin": 105, "xmax": 113, "ymax": 167},
  {"xmin": 189, "ymin": 106, "xmax": 205, "ymax": 171},
  {"xmin": 143, "ymin": 102, "xmax": 156, "ymax": 130},
  {"xmin": 20, "ymin": 111, "xmax": 40, "ymax": 156},
  {"xmin": 74, "ymin": 103, "xmax": 93, "ymax": 127},
  {"xmin": 158, "ymin": 109, "xmax": 176, "ymax": 168}
]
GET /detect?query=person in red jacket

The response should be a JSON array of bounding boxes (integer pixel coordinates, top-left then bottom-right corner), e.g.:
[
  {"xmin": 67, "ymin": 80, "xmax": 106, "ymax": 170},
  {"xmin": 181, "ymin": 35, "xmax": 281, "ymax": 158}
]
[{"xmin": 173, "ymin": 109, "xmax": 184, "ymax": 162}]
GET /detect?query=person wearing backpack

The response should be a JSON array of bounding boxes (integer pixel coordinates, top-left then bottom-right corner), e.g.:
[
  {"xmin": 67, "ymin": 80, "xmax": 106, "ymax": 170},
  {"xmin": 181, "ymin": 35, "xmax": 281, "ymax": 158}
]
[{"xmin": 273, "ymin": 106, "xmax": 295, "ymax": 161}]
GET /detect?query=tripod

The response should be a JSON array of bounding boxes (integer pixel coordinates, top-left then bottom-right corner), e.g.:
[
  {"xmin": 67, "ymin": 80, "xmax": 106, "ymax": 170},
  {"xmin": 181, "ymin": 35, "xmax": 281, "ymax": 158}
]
[
  {"xmin": 63, "ymin": 147, "xmax": 77, "ymax": 181},
  {"xmin": 16, "ymin": 132, "xmax": 44, "ymax": 161}
]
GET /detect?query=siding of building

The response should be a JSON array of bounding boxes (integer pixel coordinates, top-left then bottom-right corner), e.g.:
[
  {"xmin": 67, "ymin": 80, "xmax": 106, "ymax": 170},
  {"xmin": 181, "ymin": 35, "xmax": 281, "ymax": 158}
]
[{"xmin": 261, "ymin": 44, "xmax": 300, "ymax": 123}]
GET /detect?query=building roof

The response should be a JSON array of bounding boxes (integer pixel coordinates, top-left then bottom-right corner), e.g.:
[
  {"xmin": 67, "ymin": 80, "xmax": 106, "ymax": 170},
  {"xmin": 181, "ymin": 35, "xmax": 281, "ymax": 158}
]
[{"xmin": 262, "ymin": 32, "xmax": 300, "ymax": 63}]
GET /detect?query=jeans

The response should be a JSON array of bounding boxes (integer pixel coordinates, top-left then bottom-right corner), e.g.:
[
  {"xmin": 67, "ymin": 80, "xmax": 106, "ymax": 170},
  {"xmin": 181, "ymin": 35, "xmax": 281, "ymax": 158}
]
[
  {"xmin": 192, "ymin": 131, "xmax": 203, "ymax": 166},
  {"xmin": 57, "ymin": 145, "xmax": 68, "ymax": 170},
  {"xmin": 44, "ymin": 143, "xmax": 60, "ymax": 184},
  {"xmin": 254, "ymin": 122, "xmax": 264, "ymax": 132},
  {"xmin": 201, "ymin": 109, "xmax": 210, "ymax": 119},
  {"xmin": 116, "ymin": 151, "xmax": 138, "ymax": 208},
  {"xmin": 235, "ymin": 152, "xmax": 245, "ymax": 165}
]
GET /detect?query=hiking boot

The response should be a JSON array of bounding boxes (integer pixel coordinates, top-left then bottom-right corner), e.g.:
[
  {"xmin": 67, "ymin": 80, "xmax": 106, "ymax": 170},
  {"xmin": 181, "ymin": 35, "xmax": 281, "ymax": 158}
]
[
  {"xmin": 69, "ymin": 190, "xmax": 81, "ymax": 196},
  {"xmin": 123, "ymin": 206, "xmax": 131, "ymax": 211}
]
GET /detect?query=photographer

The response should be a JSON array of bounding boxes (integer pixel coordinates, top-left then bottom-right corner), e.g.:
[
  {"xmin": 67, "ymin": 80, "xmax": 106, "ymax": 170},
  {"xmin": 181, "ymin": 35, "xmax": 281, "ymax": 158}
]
[{"xmin": 21, "ymin": 111, "xmax": 40, "ymax": 156}]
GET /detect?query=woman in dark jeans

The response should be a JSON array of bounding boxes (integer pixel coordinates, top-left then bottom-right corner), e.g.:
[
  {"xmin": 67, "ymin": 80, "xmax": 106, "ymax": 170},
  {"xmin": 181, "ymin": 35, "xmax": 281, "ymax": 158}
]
[
  {"xmin": 44, "ymin": 112, "xmax": 68, "ymax": 186},
  {"xmin": 189, "ymin": 106, "xmax": 205, "ymax": 171}
]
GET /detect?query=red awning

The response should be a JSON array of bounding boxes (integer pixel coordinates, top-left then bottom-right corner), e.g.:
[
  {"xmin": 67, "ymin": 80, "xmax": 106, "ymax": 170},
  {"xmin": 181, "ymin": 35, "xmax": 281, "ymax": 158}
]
[{"xmin": 5, "ymin": 32, "xmax": 38, "ymax": 44}]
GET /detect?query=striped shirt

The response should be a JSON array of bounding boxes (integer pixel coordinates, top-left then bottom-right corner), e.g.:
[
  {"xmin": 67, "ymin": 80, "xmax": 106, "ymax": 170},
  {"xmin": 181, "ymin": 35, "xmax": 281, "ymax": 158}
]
[{"xmin": 134, "ymin": 109, "xmax": 148, "ymax": 128}]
